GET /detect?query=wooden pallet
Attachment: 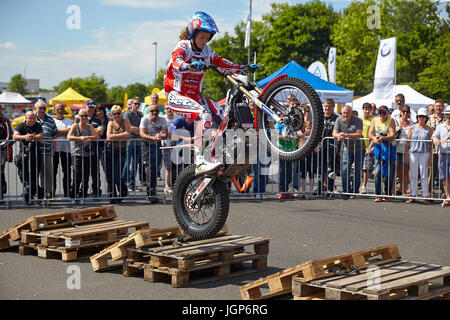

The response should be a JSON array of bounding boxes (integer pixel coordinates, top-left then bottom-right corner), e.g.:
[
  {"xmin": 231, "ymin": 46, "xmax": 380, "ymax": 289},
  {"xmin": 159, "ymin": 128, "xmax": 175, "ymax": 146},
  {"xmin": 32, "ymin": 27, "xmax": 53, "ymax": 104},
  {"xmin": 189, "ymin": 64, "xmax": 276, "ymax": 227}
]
[
  {"xmin": 292, "ymin": 260, "xmax": 450, "ymax": 300},
  {"xmin": 90, "ymin": 224, "xmax": 229, "ymax": 272},
  {"xmin": 0, "ymin": 206, "xmax": 116, "ymax": 249},
  {"xmin": 19, "ymin": 242, "xmax": 109, "ymax": 262},
  {"xmin": 240, "ymin": 244, "xmax": 401, "ymax": 300},
  {"xmin": 123, "ymin": 234, "xmax": 270, "ymax": 288},
  {"xmin": 21, "ymin": 220, "xmax": 150, "ymax": 249},
  {"xmin": 90, "ymin": 226, "xmax": 181, "ymax": 271}
]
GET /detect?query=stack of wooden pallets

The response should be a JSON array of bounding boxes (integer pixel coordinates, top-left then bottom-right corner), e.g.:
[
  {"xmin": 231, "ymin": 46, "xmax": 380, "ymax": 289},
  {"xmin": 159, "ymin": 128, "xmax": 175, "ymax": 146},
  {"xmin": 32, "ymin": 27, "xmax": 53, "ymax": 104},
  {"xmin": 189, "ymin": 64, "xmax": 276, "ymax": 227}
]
[
  {"xmin": 0, "ymin": 206, "xmax": 150, "ymax": 262},
  {"xmin": 240, "ymin": 244, "xmax": 450, "ymax": 300},
  {"xmin": 122, "ymin": 233, "xmax": 270, "ymax": 288},
  {"xmin": 91, "ymin": 223, "xmax": 270, "ymax": 288},
  {"xmin": 291, "ymin": 260, "xmax": 450, "ymax": 300}
]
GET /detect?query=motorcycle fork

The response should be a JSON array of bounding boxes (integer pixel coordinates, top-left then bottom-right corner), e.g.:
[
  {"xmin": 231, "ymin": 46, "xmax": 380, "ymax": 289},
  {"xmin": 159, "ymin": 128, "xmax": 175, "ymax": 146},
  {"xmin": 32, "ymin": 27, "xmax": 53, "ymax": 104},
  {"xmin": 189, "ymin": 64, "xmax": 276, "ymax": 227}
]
[{"xmin": 189, "ymin": 176, "xmax": 215, "ymax": 206}]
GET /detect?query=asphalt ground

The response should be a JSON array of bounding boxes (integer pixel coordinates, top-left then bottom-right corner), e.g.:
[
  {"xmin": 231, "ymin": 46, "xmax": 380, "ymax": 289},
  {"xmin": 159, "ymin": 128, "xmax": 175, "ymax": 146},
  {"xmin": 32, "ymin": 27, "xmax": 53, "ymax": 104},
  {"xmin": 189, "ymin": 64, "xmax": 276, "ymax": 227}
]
[{"xmin": 1, "ymin": 194, "xmax": 449, "ymax": 303}]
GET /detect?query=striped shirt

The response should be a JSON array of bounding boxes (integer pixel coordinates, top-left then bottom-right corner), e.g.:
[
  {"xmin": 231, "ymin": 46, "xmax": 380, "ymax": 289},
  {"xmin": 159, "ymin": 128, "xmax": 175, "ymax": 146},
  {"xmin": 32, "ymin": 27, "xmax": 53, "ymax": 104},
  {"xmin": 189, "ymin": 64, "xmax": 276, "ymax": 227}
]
[{"xmin": 36, "ymin": 113, "xmax": 58, "ymax": 154}]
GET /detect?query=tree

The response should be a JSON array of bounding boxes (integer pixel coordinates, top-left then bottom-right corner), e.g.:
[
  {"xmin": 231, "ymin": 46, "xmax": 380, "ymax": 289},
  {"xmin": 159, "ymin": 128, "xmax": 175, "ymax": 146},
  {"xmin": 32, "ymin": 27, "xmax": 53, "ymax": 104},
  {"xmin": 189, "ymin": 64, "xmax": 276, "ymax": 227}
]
[
  {"xmin": 125, "ymin": 83, "xmax": 149, "ymax": 100},
  {"xmin": 54, "ymin": 73, "xmax": 108, "ymax": 102},
  {"xmin": 107, "ymin": 85, "xmax": 126, "ymax": 103},
  {"xmin": 9, "ymin": 74, "xmax": 28, "ymax": 95},
  {"xmin": 331, "ymin": 0, "xmax": 449, "ymax": 96},
  {"xmin": 204, "ymin": 1, "xmax": 338, "ymax": 100},
  {"xmin": 259, "ymin": 1, "xmax": 338, "ymax": 78},
  {"xmin": 415, "ymin": 4, "xmax": 450, "ymax": 102}
]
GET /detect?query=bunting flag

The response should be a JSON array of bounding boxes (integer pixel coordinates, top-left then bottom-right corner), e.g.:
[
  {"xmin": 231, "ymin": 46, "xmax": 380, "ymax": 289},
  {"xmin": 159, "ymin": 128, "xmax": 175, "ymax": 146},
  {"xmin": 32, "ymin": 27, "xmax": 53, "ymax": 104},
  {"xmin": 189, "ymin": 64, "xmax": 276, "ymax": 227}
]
[
  {"xmin": 328, "ymin": 47, "xmax": 336, "ymax": 84},
  {"xmin": 373, "ymin": 37, "xmax": 396, "ymax": 99},
  {"xmin": 244, "ymin": 10, "xmax": 251, "ymax": 48}
]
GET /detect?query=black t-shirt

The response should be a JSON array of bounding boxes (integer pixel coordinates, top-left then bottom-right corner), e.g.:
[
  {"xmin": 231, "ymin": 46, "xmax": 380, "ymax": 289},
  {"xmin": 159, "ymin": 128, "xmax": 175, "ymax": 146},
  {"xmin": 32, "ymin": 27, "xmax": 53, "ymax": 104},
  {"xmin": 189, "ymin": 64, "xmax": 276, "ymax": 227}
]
[
  {"xmin": 15, "ymin": 121, "xmax": 43, "ymax": 153},
  {"xmin": 323, "ymin": 113, "xmax": 339, "ymax": 138},
  {"xmin": 88, "ymin": 115, "xmax": 103, "ymax": 150}
]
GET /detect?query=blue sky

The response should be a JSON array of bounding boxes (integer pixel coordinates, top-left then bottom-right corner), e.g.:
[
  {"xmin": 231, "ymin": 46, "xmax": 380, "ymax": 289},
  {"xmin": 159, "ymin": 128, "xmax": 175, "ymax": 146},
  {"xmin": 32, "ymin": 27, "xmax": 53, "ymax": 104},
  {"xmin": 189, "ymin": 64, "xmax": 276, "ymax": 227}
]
[{"xmin": 0, "ymin": 0, "xmax": 353, "ymax": 90}]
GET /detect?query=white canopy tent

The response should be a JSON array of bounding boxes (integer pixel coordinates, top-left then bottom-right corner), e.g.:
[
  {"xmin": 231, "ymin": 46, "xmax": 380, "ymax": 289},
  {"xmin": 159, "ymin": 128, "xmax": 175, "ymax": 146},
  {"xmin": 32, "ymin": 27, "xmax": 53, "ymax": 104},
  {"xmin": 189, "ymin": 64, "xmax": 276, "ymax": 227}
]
[
  {"xmin": 350, "ymin": 85, "xmax": 435, "ymax": 113},
  {"xmin": 0, "ymin": 91, "xmax": 31, "ymax": 104}
]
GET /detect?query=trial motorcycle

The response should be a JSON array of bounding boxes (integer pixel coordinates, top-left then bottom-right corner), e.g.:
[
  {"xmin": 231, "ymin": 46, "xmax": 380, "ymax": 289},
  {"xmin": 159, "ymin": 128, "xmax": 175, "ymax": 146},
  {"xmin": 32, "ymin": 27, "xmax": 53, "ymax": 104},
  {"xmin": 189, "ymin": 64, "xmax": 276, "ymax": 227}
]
[{"xmin": 172, "ymin": 63, "xmax": 324, "ymax": 239}]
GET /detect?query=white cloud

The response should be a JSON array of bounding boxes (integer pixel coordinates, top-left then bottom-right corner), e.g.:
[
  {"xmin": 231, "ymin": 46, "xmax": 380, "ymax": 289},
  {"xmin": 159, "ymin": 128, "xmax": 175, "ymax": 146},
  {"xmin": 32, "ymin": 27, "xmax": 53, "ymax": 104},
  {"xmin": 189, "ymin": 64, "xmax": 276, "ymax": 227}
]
[
  {"xmin": 0, "ymin": 41, "xmax": 16, "ymax": 49},
  {"xmin": 0, "ymin": 19, "xmax": 186, "ymax": 89}
]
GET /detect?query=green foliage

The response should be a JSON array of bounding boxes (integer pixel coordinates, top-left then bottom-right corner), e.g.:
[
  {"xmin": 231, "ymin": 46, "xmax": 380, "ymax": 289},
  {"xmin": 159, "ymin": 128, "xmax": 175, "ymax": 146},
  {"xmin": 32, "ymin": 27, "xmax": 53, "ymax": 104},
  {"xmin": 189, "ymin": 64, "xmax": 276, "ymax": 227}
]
[
  {"xmin": 54, "ymin": 73, "xmax": 108, "ymax": 102},
  {"xmin": 125, "ymin": 82, "xmax": 149, "ymax": 100},
  {"xmin": 331, "ymin": 0, "xmax": 449, "ymax": 98},
  {"xmin": 9, "ymin": 74, "xmax": 28, "ymax": 95},
  {"xmin": 107, "ymin": 85, "xmax": 126, "ymax": 103},
  {"xmin": 259, "ymin": 1, "xmax": 338, "ymax": 78},
  {"xmin": 205, "ymin": 1, "xmax": 338, "ymax": 100}
]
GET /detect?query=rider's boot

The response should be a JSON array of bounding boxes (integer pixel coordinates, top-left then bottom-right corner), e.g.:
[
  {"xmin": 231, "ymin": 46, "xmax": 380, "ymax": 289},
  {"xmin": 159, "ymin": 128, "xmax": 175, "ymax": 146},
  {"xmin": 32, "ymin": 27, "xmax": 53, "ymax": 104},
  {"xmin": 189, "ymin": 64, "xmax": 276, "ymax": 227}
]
[{"xmin": 195, "ymin": 153, "xmax": 222, "ymax": 175}]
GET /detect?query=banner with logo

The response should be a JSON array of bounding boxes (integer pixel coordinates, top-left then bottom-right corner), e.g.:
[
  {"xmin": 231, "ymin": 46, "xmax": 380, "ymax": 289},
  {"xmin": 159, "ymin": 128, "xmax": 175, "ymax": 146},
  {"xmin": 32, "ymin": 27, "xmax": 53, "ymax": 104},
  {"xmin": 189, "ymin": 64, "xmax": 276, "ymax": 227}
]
[
  {"xmin": 328, "ymin": 47, "xmax": 336, "ymax": 84},
  {"xmin": 307, "ymin": 61, "xmax": 328, "ymax": 81},
  {"xmin": 373, "ymin": 37, "xmax": 396, "ymax": 99}
]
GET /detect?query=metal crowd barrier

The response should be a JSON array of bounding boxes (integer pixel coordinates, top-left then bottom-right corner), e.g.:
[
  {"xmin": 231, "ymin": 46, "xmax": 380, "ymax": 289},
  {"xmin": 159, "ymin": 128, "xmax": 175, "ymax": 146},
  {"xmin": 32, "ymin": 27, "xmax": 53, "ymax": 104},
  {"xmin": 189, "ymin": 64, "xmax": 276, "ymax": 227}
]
[
  {"xmin": 228, "ymin": 136, "xmax": 447, "ymax": 204},
  {"xmin": 0, "ymin": 136, "xmax": 448, "ymax": 208}
]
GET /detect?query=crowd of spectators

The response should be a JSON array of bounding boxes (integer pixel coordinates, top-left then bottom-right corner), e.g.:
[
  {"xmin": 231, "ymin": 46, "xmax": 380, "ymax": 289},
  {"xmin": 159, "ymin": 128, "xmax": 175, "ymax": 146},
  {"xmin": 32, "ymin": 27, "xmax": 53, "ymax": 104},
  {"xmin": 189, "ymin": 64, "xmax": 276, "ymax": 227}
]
[
  {"xmin": 0, "ymin": 93, "xmax": 448, "ymax": 208},
  {"xmin": 271, "ymin": 95, "xmax": 449, "ymax": 207}
]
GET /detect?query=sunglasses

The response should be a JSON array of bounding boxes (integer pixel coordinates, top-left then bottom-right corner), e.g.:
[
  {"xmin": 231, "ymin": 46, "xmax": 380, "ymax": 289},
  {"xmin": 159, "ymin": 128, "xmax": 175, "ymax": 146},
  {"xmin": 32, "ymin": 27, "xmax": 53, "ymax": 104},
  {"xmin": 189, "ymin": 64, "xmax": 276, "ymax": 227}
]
[
  {"xmin": 150, "ymin": 110, "xmax": 159, "ymax": 113},
  {"xmin": 401, "ymin": 110, "xmax": 410, "ymax": 113},
  {"xmin": 133, "ymin": 103, "xmax": 140, "ymax": 105},
  {"xmin": 379, "ymin": 110, "xmax": 388, "ymax": 115},
  {"xmin": 79, "ymin": 114, "xmax": 88, "ymax": 118},
  {"xmin": 112, "ymin": 112, "xmax": 121, "ymax": 116},
  {"xmin": 395, "ymin": 100, "xmax": 404, "ymax": 103}
]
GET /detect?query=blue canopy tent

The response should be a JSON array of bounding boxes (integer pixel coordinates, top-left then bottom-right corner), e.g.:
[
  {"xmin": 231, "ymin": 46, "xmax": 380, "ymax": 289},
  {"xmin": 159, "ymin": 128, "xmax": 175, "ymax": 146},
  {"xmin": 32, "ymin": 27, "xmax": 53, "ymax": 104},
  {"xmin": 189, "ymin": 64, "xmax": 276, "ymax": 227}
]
[{"xmin": 257, "ymin": 61, "xmax": 353, "ymax": 104}]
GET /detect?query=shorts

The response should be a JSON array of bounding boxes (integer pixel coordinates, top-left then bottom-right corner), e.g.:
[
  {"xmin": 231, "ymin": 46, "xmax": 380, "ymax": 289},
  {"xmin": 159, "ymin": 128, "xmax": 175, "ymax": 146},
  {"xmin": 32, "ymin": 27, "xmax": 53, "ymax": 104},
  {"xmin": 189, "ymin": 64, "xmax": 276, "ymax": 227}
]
[
  {"xmin": 439, "ymin": 153, "xmax": 450, "ymax": 181},
  {"xmin": 163, "ymin": 148, "xmax": 172, "ymax": 169},
  {"xmin": 363, "ymin": 152, "xmax": 374, "ymax": 170},
  {"xmin": 396, "ymin": 152, "xmax": 408, "ymax": 165}
]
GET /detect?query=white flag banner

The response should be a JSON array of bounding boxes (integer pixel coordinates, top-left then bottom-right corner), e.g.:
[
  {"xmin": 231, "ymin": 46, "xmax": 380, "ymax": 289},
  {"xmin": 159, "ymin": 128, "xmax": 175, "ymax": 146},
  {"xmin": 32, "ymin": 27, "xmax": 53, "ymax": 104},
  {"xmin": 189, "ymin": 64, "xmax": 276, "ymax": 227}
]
[
  {"xmin": 328, "ymin": 47, "xmax": 336, "ymax": 84},
  {"xmin": 373, "ymin": 37, "xmax": 396, "ymax": 99},
  {"xmin": 308, "ymin": 61, "xmax": 328, "ymax": 81},
  {"xmin": 244, "ymin": 11, "xmax": 251, "ymax": 48}
]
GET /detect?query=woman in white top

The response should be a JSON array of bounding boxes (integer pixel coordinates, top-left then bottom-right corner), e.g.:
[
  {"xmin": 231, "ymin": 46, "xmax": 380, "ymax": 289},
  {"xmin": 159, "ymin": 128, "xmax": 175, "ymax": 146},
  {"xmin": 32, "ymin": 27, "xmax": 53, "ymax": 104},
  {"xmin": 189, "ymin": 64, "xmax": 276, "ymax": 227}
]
[
  {"xmin": 394, "ymin": 105, "xmax": 413, "ymax": 196},
  {"xmin": 404, "ymin": 107, "xmax": 434, "ymax": 204}
]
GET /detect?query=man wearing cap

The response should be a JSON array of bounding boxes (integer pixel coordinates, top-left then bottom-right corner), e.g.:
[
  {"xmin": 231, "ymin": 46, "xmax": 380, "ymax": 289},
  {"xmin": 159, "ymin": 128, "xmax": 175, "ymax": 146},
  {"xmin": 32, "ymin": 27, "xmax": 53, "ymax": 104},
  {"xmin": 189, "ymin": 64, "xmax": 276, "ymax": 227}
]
[
  {"xmin": 391, "ymin": 93, "xmax": 417, "ymax": 124},
  {"xmin": 432, "ymin": 104, "xmax": 450, "ymax": 207},
  {"xmin": 368, "ymin": 105, "xmax": 396, "ymax": 201},
  {"xmin": 85, "ymin": 100, "xmax": 103, "ymax": 197}
]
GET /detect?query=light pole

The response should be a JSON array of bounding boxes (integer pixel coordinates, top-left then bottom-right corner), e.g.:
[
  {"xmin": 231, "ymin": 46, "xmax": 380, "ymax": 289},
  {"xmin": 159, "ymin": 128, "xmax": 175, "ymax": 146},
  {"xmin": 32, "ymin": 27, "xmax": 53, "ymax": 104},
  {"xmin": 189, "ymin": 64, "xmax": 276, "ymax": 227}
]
[{"xmin": 152, "ymin": 42, "xmax": 157, "ymax": 85}]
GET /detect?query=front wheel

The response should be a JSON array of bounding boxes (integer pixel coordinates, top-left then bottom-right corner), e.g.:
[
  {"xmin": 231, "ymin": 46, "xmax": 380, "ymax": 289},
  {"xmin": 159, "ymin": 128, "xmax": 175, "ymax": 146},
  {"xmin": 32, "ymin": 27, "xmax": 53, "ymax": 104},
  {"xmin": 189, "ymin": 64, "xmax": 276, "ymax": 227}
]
[
  {"xmin": 257, "ymin": 77, "xmax": 324, "ymax": 162},
  {"xmin": 173, "ymin": 165, "xmax": 229, "ymax": 239}
]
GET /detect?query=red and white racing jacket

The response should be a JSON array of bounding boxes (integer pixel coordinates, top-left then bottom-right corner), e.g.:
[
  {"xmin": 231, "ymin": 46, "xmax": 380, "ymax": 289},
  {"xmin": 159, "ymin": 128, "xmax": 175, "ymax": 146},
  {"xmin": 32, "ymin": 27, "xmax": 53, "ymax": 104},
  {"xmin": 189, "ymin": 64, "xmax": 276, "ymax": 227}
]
[{"xmin": 164, "ymin": 40, "xmax": 241, "ymax": 102}]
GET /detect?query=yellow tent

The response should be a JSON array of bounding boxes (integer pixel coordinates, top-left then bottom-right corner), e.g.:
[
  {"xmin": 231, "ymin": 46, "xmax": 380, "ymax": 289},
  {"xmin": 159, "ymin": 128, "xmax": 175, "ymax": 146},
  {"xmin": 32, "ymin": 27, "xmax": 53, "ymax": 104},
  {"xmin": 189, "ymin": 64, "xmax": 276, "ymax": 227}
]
[
  {"xmin": 144, "ymin": 88, "xmax": 167, "ymax": 105},
  {"xmin": 49, "ymin": 87, "xmax": 91, "ymax": 105}
]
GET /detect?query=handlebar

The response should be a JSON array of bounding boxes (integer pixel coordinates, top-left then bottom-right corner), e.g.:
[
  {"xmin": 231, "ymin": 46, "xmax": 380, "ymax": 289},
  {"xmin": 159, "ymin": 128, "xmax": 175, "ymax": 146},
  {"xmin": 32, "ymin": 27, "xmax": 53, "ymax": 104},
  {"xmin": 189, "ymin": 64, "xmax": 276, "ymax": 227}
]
[{"xmin": 192, "ymin": 62, "xmax": 264, "ymax": 76}]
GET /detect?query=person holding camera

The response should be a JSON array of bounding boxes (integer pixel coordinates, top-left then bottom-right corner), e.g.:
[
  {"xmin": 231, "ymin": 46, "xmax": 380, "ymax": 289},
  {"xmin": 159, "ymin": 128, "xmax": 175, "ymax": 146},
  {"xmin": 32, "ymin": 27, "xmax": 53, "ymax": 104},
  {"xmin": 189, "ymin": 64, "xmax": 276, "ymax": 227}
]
[
  {"xmin": 368, "ymin": 105, "xmax": 396, "ymax": 202},
  {"xmin": 67, "ymin": 108, "xmax": 98, "ymax": 204},
  {"xmin": 13, "ymin": 111, "xmax": 44, "ymax": 204}
]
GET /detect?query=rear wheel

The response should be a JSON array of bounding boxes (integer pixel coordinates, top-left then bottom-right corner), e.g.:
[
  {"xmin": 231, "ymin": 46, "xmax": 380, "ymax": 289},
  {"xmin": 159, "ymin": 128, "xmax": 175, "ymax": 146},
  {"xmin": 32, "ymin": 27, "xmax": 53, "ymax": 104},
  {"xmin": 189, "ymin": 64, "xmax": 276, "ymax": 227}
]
[
  {"xmin": 257, "ymin": 77, "xmax": 324, "ymax": 162},
  {"xmin": 173, "ymin": 165, "xmax": 229, "ymax": 239}
]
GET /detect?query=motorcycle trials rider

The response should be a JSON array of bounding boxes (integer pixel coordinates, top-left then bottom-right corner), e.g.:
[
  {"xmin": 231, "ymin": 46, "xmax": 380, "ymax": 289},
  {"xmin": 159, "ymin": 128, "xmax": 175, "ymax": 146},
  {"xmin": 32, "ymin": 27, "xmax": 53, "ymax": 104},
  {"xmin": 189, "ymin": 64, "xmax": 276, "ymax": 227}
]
[{"xmin": 164, "ymin": 11, "xmax": 255, "ymax": 175}]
